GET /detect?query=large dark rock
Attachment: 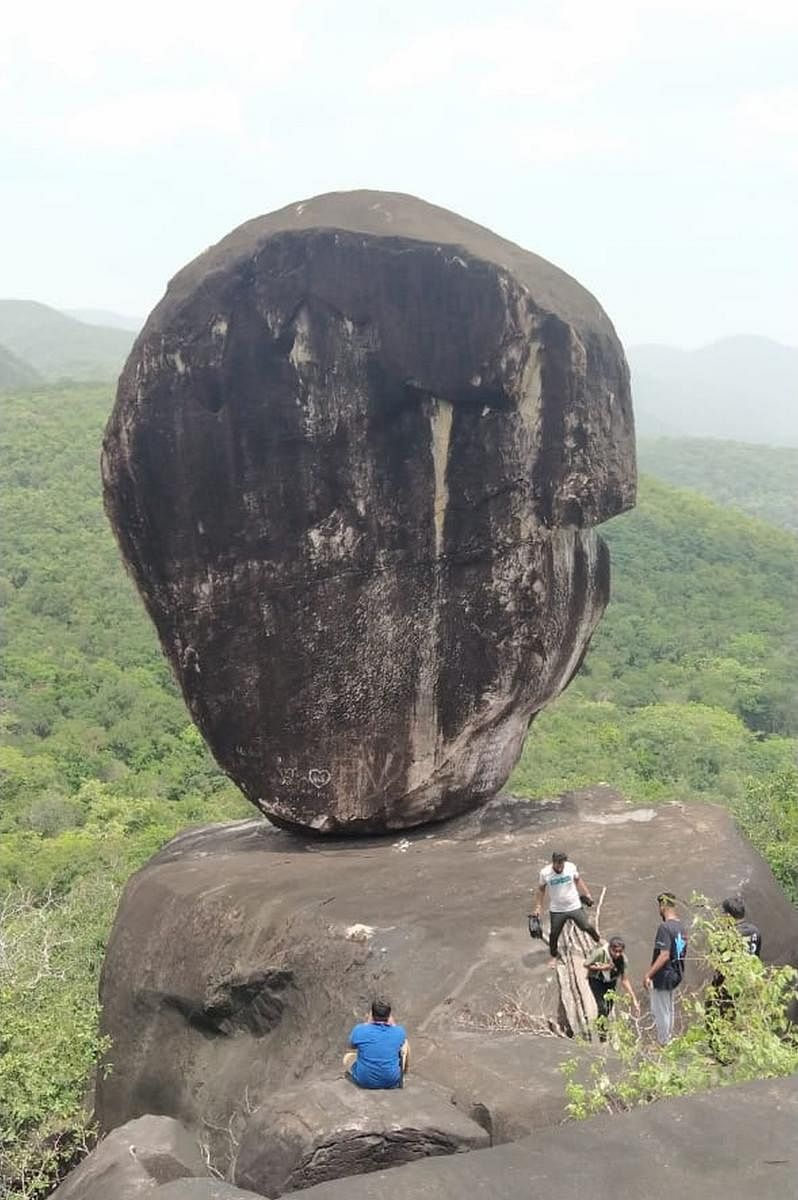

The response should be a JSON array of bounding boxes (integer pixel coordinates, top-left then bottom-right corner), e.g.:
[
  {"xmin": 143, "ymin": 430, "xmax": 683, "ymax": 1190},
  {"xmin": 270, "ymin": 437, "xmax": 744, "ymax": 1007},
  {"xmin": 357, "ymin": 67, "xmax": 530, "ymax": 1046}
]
[
  {"xmin": 102, "ymin": 191, "xmax": 635, "ymax": 834},
  {"xmin": 50, "ymin": 1115, "xmax": 206, "ymax": 1199},
  {"xmin": 96, "ymin": 788, "xmax": 798, "ymax": 1177},
  {"xmin": 154, "ymin": 1185, "xmax": 263, "ymax": 1200},
  {"xmin": 234, "ymin": 1077, "xmax": 489, "ymax": 1196},
  {"xmin": 276, "ymin": 1074, "xmax": 798, "ymax": 1200}
]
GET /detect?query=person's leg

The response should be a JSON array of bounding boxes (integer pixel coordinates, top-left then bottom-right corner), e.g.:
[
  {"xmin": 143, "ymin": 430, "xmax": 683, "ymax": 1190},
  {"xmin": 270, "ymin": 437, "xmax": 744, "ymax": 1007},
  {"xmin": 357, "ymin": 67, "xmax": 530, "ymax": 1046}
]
[
  {"xmin": 549, "ymin": 911, "xmax": 568, "ymax": 959},
  {"xmin": 650, "ymin": 988, "xmax": 674, "ymax": 1045},
  {"xmin": 588, "ymin": 978, "xmax": 610, "ymax": 1041},
  {"xmin": 588, "ymin": 978, "xmax": 610, "ymax": 1021},
  {"xmin": 400, "ymin": 1040, "xmax": 409, "ymax": 1075},
  {"xmin": 342, "ymin": 1051, "xmax": 357, "ymax": 1073},
  {"xmin": 588, "ymin": 978, "xmax": 609, "ymax": 1019},
  {"xmin": 571, "ymin": 906, "xmax": 601, "ymax": 943},
  {"xmin": 664, "ymin": 989, "xmax": 676, "ymax": 1043}
]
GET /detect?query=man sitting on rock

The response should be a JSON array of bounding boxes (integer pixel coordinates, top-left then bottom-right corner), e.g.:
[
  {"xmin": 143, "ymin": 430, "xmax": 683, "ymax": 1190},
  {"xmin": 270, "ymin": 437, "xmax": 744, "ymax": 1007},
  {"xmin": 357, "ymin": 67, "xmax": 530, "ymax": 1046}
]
[
  {"xmin": 344, "ymin": 999, "xmax": 409, "ymax": 1089},
  {"xmin": 532, "ymin": 850, "xmax": 601, "ymax": 966}
]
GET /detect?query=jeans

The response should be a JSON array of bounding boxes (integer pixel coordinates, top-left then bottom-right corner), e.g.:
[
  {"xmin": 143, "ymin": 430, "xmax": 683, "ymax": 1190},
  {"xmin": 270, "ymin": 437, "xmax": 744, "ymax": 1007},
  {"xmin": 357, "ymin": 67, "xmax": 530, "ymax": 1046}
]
[
  {"xmin": 549, "ymin": 907, "xmax": 600, "ymax": 958},
  {"xmin": 342, "ymin": 1041, "xmax": 410, "ymax": 1087}
]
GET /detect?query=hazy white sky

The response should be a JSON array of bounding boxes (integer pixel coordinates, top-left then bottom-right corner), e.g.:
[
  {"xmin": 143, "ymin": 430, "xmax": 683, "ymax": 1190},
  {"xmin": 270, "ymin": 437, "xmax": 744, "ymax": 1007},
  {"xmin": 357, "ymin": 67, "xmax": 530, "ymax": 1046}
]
[{"xmin": 2, "ymin": 0, "xmax": 796, "ymax": 347}]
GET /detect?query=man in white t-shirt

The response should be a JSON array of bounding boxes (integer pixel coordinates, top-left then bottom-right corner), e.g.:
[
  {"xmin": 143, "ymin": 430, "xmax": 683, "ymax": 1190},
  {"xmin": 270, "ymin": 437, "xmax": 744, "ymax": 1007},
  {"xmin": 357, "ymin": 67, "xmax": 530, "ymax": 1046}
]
[{"xmin": 532, "ymin": 850, "xmax": 601, "ymax": 966}]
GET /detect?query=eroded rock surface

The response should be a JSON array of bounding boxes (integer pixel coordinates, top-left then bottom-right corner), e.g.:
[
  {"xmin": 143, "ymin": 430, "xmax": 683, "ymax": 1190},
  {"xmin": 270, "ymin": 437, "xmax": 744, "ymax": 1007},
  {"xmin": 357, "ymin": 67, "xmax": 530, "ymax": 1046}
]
[
  {"xmin": 51, "ymin": 1115, "xmax": 205, "ymax": 1200},
  {"xmin": 234, "ymin": 1077, "xmax": 489, "ymax": 1197},
  {"xmin": 102, "ymin": 191, "xmax": 635, "ymax": 833},
  {"xmin": 277, "ymin": 1075, "xmax": 798, "ymax": 1200},
  {"xmin": 96, "ymin": 788, "xmax": 798, "ymax": 1176}
]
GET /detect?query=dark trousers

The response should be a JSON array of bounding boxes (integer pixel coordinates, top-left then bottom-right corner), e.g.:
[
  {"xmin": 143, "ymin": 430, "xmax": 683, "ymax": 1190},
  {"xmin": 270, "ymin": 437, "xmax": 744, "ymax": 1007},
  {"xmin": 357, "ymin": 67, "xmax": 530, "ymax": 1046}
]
[
  {"xmin": 588, "ymin": 977, "xmax": 617, "ymax": 1042},
  {"xmin": 549, "ymin": 907, "xmax": 600, "ymax": 958},
  {"xmin": 588, "ymin": 977, "xmax": 616, "ymax": 1020}
]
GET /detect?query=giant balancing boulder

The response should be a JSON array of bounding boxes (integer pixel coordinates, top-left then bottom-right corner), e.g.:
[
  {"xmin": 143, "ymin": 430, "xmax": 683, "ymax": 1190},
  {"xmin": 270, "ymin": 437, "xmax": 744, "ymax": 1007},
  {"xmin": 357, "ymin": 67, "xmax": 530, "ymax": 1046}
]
[{"xmin": 102, "ymin": 191, "xmax": 635, "ymax": 833}]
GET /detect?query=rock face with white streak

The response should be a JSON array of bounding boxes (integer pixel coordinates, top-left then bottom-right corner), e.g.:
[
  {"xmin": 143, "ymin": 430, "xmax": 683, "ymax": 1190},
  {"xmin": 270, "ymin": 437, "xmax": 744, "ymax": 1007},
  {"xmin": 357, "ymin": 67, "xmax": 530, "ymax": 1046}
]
[{"xmin": 102, "ymin": 191, "xmax": 635, "ymax": 833}]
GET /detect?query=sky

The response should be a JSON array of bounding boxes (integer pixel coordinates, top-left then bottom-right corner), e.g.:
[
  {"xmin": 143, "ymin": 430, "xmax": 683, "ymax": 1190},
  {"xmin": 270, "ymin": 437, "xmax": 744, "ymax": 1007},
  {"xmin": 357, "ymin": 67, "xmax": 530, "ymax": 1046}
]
[{"xmin": 2, "ymin": 0, "xmax": 796, "ymax": 348}]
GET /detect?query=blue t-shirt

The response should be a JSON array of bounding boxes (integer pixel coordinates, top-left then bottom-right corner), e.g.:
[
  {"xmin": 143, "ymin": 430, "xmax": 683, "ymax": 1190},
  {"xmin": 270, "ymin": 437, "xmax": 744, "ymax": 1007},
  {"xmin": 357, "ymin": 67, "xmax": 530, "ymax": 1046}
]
[{"xmin": 349, "ymin": 1021, "xmax": 407, "ymax": 1089}]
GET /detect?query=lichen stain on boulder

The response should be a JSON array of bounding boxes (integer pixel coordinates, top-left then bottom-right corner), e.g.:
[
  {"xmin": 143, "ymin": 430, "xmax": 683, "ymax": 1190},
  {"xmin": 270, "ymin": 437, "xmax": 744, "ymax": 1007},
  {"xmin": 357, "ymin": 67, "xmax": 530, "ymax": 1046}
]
[{"xmin": 101, "ymin": 190, "xmax": 636, "ymax": 834}]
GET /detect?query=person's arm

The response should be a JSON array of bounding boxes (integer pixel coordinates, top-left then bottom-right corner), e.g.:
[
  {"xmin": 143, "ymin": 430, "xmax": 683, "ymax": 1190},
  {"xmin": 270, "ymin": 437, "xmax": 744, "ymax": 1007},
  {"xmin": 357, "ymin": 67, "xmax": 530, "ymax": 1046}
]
[
  {"xmin": 575, "ymin": 874, "xmax": 594, "ymax": 904},
  {"xmin": 622, "ymin": 977, "xmax": 640, "ymax": 1011},
  {"xmin": 532, "ymin": 881, "xmax": 547, "ymax": 917},
  {"xmin": 643, "ymin": 949, "xmax": 669, "ymax": 989}
]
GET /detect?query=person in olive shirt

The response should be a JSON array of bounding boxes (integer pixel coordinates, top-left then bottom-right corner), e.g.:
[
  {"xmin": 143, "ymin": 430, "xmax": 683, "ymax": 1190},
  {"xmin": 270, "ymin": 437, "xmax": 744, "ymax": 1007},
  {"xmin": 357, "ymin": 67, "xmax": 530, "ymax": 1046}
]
[
  {"xmin": 642, "ymin": 892, "xmax": 688, "ymax": 1045},
  {"xmin": 585, "ymin": 936, "xmax": 640, "ymax": 1039}
]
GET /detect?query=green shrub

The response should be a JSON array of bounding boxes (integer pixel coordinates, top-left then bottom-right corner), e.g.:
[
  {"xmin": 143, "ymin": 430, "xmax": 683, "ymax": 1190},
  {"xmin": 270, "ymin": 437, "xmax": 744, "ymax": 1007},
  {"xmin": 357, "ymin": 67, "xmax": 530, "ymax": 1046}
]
[
  {"xmin": 563, "ymin": 900, "xmax": 798, "ymax": 1119},
  {"xmin": 0, "ymin": 878, "xmax": 116, "ymax": 1199}
]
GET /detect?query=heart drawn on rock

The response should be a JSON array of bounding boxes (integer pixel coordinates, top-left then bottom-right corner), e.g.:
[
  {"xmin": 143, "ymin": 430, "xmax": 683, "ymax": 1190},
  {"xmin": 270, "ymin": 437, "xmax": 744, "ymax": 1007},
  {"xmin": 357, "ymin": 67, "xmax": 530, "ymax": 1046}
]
[{"xmin": 308, "ymin": 768, "xmax": 332, "ymax": 789}]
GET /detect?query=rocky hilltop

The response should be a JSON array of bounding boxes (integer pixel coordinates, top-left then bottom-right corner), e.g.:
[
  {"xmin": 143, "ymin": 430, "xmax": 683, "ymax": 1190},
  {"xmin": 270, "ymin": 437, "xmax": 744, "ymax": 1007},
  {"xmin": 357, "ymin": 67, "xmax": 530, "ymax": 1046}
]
[
  {"xmin": 102, "ymin": 191, "xmax": 635, "ymax": 834},
  {"xmin": 94, "ymin": 789, "xmax": 798, "ymax": 1181}
]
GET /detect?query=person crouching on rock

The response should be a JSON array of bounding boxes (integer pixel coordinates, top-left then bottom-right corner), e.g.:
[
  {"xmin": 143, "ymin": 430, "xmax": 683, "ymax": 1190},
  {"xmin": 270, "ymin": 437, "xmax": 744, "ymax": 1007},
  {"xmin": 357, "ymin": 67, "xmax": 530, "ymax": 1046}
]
[
  {"xmin": 531, "ymin": 850, "xmax": 601, "ymax": 967},
  {"xmin": 343, "ymin": 999, "xmax": 409, "ymax": 1089},
  {"xmin": 585, "ymin": 936, "xmax": 640, "ymax": 1040}
]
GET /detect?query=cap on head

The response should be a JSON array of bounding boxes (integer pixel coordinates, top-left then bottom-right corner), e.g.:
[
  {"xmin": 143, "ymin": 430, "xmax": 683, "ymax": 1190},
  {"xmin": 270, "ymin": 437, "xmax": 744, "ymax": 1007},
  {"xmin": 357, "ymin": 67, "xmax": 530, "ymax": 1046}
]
[
  {"xmin": 657, "ymin": 891, "xmax": 677, "ymax": 908},
  {"xmin": 722, "ymin": 896, "xmax": 745, "ymax": 919},
  {"xmin": 371, "ymin": 998, "xmax": 392, "ymax": 1022}
]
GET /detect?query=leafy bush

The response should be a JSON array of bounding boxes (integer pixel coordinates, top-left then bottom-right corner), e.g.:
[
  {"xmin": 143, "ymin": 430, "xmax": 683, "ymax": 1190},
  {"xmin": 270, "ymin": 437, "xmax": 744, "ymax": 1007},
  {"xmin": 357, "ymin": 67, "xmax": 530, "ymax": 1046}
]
[
  {"xmin": 732, "ymin": 769, "xmax": 798, "ymax": 903},
  {"xmin": 0, "ymin": 879, "xmax": 116, "ymax": 1198},
  {"xmin": 563, "ymin": 901, "xmax": 798, "ymax": 1118}
]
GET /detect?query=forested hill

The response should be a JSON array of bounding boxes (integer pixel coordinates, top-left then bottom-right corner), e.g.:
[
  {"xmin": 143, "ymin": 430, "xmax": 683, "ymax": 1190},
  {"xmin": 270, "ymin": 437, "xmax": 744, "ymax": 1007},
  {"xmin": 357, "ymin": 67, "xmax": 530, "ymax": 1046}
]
[
  {"xmin": 0, "ymin": 300, "xmax": 134, "ymax": 384},
  {"xmin": 0, "ymin": 344, "xmax": 42, "ymax": 390},
  {"xmin": 638, "ymin": 436, "xmax": 798, "ymax": 533}
]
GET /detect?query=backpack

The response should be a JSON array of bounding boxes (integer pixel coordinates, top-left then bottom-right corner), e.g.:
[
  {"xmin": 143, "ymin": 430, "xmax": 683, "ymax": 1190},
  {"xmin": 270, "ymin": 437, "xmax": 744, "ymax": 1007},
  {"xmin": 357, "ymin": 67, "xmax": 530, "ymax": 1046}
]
[{"xmin": 664, "ymin": 923, "xmax": 687, "ymax": 988}]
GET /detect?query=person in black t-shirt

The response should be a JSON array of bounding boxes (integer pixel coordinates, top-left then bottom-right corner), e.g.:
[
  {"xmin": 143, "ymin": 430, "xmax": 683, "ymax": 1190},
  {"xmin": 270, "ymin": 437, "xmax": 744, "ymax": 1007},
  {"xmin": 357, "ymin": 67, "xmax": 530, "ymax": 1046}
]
[
  {"xmin": 721, "ymin": 895, "xmax": 762, "ymax": 958},
  {"xmin": 642, "ymin": 892, "xmax": 688, "ymax": 1045},
  {"xmin": 707, "ymin": 896, "xmax": 763, "ymax": 1032}
]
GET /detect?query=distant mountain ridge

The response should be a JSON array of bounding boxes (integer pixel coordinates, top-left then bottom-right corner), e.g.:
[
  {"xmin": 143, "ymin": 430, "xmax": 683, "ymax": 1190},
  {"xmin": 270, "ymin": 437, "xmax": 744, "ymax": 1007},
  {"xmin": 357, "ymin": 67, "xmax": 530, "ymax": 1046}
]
[
  {"xmin": 64, "ymin": 308, "xmax": 143, "ymax": 332},
  {"xmin": 0, "ymin": 299, "xmax": 135, "ymax": 385},
  {"xmin": 628, "ymin": 335, "xmax": 798, "ymax": 447}
]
